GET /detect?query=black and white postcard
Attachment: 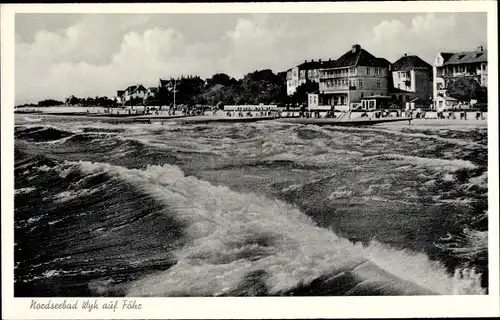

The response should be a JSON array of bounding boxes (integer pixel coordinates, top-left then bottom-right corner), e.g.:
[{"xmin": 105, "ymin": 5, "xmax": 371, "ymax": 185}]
[{"xmin": 1, "ymin": 1, "xmax": 499, "ymax": 319}]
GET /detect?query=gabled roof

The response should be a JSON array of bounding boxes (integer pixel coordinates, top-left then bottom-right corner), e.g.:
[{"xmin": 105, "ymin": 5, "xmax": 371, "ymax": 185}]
[
  {"xmin": 126, "ymin": 85, "xmax": 138, "ymax": 92},
  {"xmin": 442, "ymin": 50, "xmax": 487, "ymax": 65},
  {"xmin": 125, "ymin": 84, "xmax": 146, "ymax": 94},
  {"xmin": 334, "ymin": 45, "xmax": 389, "ymax": 68},
  {"xmin": 392, "ymin": 55, "xmax": 432, "ymax": 72}
]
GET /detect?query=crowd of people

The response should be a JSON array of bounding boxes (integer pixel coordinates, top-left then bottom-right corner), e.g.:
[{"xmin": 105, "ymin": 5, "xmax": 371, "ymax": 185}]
[
  {"xmin": 435, "ymin": 110, "xmax": 485, "ymax": 120},
  {"xmin": 41, "ymin": 104, "xmax": 487, "ymax": 122},
  {"xmin": 224, "ymin": 107, "xmax": 279, "ymax": 118}
]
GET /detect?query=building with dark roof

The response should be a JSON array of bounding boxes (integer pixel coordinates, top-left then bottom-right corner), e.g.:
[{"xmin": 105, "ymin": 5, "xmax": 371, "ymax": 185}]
[
  {"xmin": 286, "ymin": 58, "xmax": 336, "ymax": 96},
  {"xmin": 390, "ymin": 54, "xmax": 433, "ymax": 108},
  {"xmin": 119, "ymin": 84, "xmax": 147, "ymax": 104},
  {"xmin": 317, "ymin": 44, "xmax": 391, "ymax": 109},
  {"xmin": 433, "ymin": 46, "xmax": 488, "ymax": 103}
]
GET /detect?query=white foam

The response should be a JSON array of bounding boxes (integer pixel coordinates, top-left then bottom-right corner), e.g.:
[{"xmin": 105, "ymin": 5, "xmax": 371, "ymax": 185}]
[
  {"xmin": 74, "ymin": 161, "xmax": 485, "ymax": 296},
  {"xmin": 364, "ymin": 154, "xmax": 478, "ymax": 172},
  {"xmin": 15, "ymin": 187, "xmax": 36, "ymax": 195},
  {"xmin": 329, "ymin": 125, "xmax": 483, "ymax": 147},
  {"xmin": 468, "ymin": 172, "xmax": 488, "ymax": 188}
]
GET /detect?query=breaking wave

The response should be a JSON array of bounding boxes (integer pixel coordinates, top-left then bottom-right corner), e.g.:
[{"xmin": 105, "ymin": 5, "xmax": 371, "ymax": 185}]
[
  {"xmin": 14, "ymin": 122, "xmax": 489, "ymax": 296},
  {"xmin": 69, "ymin": 162, "xmax": 488, "ymax": 295}
]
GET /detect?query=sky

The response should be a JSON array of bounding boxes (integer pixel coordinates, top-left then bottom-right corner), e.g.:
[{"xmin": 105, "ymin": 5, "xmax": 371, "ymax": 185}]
[{"xmin": 15, "ymin": 12, "xmax": 487, "ymax": 104}]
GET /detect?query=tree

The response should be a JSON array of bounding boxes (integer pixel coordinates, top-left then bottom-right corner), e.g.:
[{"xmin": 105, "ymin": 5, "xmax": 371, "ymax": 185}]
[
  {"xmin": 38, "ymin": 99, "xmax": 64, "ymax": 107},
  {"xmin": 206, "ymin": 73, "xmax": 234, "ymax": 87},
  {"xmin": 240, "ymin": 69, "xmax": 287, "ymax": 104},
  {"xmin": 447, "ymin": 77, "xmax": 485, "ymax": 102},
  {"xmin": 291, "ymin": 81, "xmax": 319, "ymax": 105}
]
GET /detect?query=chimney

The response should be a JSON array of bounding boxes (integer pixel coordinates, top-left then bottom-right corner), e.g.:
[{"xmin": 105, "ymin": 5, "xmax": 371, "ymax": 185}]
[
  {"xmin": 478, "ymin": 45, "xmax": 484, "ymax": 52},
  {"xmin": 329, "ymin": 58, "xmax": 331, "ymax": 61},
  {"xmin": 404, "ymin": 53, "xmax": 407, "ymax": 57},
  {"xmin": 304, "ymin": 60, "xmax": 307, "ymax": 63},
  {"xmin": 319, "ymin": 59, "xmax": 322, "ymax": 63},
  {"xmin": 311, "ymin": 59, "xmax": 314, "ymax": 62},
  {"xmin": 352, "ymin": 44, "xmax": 361, "ymax": 53}
]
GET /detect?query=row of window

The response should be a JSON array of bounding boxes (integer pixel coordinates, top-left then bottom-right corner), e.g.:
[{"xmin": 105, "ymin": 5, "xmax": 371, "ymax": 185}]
[
  {"xmin": 322, "ymin": 78, "xmax": 382, "ymax": 88},
  {"xmin": 367, "ymin": 67, "xmax": 383, "ymax": 75},
  {"xmin": 440, "ymin": 63, "xmax": 487, "ymax": 75},
  {"xmin": 320, "ymin": 67, "xmax": 385, "ymax": 77},
  {"xmin": 397, "ymin": 71, "xmax": 411, "ymax": 79}
]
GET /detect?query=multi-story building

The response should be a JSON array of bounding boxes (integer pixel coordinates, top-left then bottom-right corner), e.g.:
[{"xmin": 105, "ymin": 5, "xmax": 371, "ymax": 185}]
[
  {"xmin": 121, "ymin": 84, "xmax": 147, "ymax": 103},
  {"xmin": 433, "ymin": 46, "xmax": 487, "ymax": 102},
  {"xmin": 390, "ymin": 54, "xmax": 433, "ymax": 106},
  {"xmin": 286, "ymin": 59, "xmax": 336, "ymax": 96},
  {"xmin": 318, "ymin": 44, "xmax": 391, "ymax": 110}
]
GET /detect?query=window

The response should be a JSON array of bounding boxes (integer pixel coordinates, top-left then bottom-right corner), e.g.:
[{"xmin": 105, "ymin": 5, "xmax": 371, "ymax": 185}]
[
  {"xmin": 361, "ymin": 92, "xmax": 364, "ymax": 98},
  {"xmin": 358, "ymin": 79, "xmax": 363, "ymax": 87},
  {"xmin": 367, "ymin": 68, "xmax": 371, "ymax": 75},
  {"xmin": 376, "ymin": 79, "xmax": 381, "ymax": 88},
  {"xmin": 397, "ymin": 83, "xmax": 401, "ymax": 89},
  {"xmin": 308, "ymin": 70, "xmax": 312, "ymax": 77},
  {"xmin": 398, "ymin": 72, "xmax": 401, "ymax": 79}
]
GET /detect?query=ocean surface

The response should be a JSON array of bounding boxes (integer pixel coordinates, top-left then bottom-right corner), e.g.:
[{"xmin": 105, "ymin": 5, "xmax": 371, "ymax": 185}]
[{"xmin": 14, "ymin": 115, "xmax": 488, "ymax": 296}]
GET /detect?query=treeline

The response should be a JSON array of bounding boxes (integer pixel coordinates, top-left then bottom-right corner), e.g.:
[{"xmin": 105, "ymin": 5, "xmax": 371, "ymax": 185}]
[
  {"xmin": 15, "ymin": 97, "xmax": 118, "ymax": 108},
  {"xmin": 155, "ymin": 70, "xmax": 291, "ymax": 107},
  {"xmin": 16, "ymin": 99, "xmax": 64, "ymax": 108},
  {"xmin": 65, "ymin": 96, "xmax": 118, "ymax": 107}
]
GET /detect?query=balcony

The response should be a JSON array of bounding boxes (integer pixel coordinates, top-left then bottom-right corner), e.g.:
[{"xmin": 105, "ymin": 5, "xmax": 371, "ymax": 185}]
[
  {"xmin": 441, "ymin": 72, "xmax": 479, "ymax": 77},
  {"xmin": 319, "ymin": 70, "xmax": 355, "ymax": 79},
  {"xmin": 320, "ymin": 84, "xmax": 349, "ymax": 92}
]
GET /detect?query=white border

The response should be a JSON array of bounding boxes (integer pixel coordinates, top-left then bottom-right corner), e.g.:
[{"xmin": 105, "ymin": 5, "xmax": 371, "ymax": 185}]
[{"xmin": 2, "ymin": 2, "xmax": 499, "ymax": 319}]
